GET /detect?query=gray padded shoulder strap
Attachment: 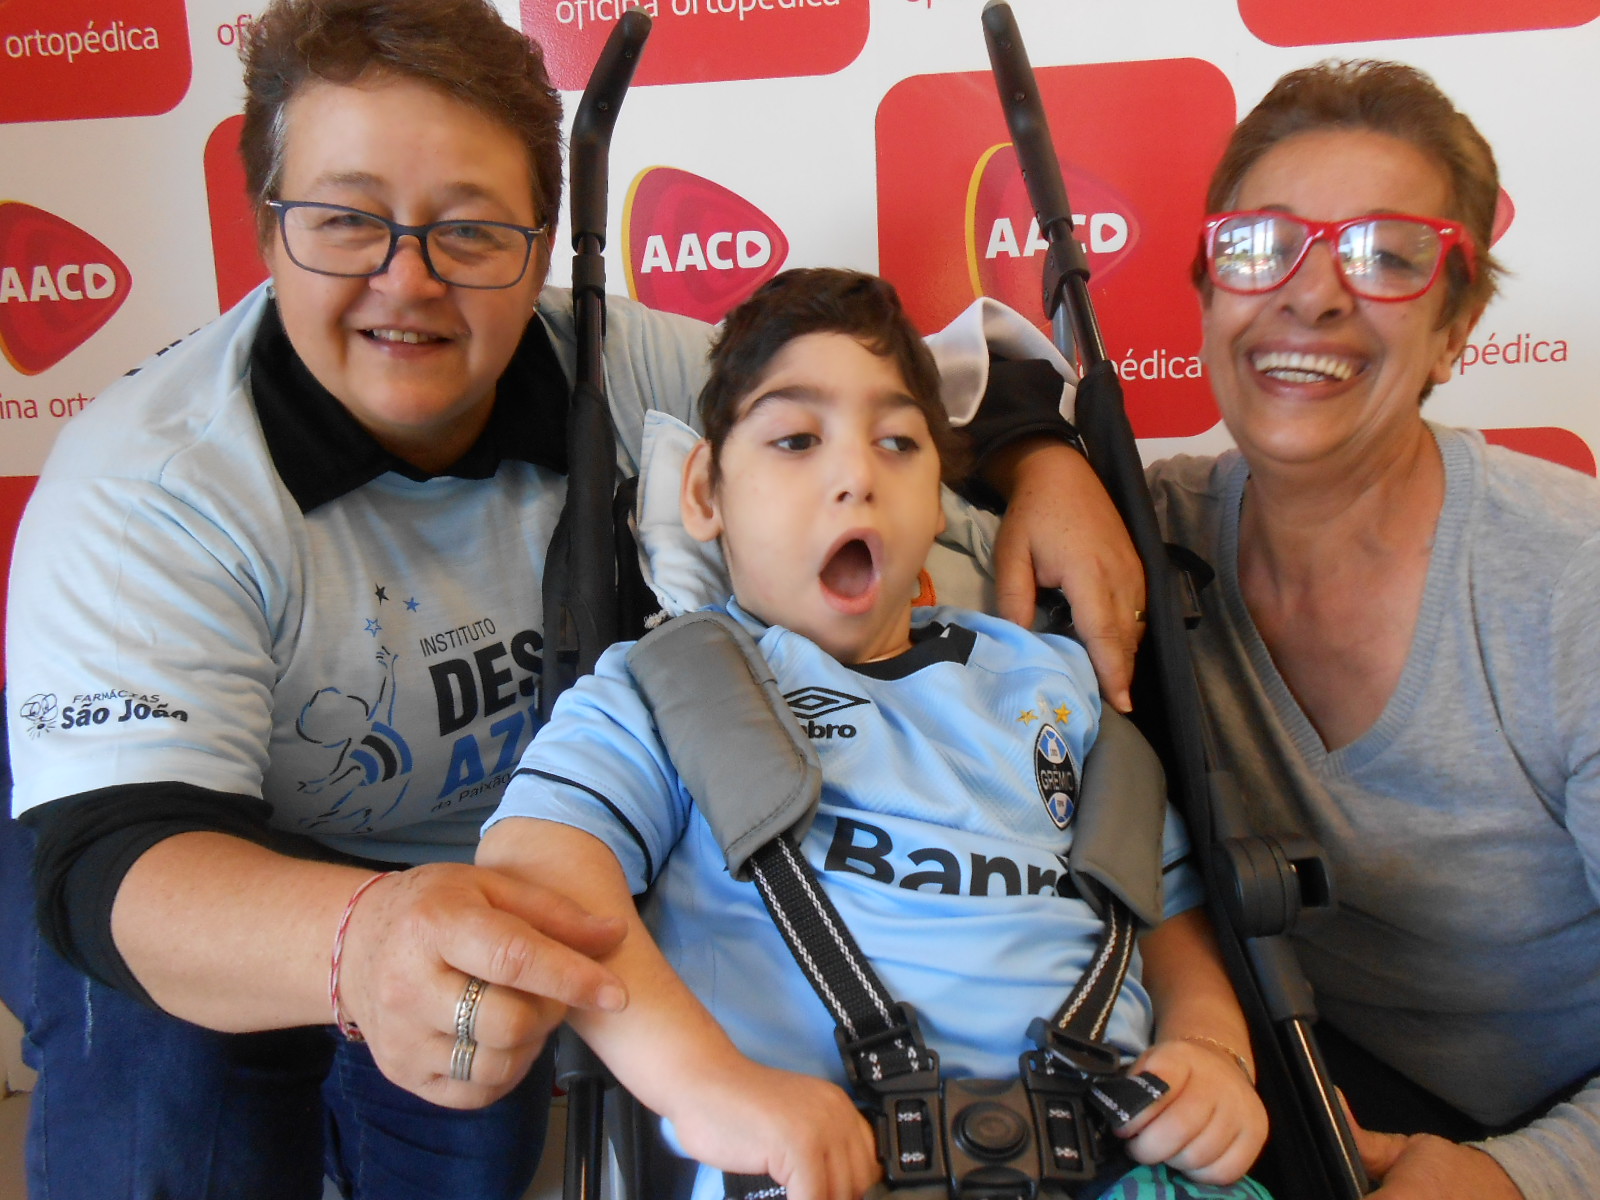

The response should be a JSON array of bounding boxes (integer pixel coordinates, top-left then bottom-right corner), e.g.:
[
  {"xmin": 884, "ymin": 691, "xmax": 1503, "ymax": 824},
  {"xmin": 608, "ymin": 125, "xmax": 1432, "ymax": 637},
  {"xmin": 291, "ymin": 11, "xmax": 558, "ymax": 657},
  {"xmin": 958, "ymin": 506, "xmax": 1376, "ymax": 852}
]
[
  {"xmin": 1071, "ymin": 706, "xmax": 1167, "ymax": 927},
  {"xmin": 624, "ymin": 611, "xmax": 822, "ymax": 880},
  {"xmin": 626, "ymin": 610, "xmax": 1168, "ymax": 920}
]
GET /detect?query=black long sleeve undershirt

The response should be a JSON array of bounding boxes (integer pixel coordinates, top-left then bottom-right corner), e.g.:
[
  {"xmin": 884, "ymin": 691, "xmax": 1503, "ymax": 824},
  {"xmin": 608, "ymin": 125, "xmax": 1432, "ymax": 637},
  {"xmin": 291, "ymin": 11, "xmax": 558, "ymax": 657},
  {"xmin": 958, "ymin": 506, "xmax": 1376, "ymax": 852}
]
[
  {"xmin": 957, "ymin": 358, "xmax": 1082, "ymax": 510},
  {"xmin": 24, "ymin": 784, "xmax": 285, "ymax": 1007}
]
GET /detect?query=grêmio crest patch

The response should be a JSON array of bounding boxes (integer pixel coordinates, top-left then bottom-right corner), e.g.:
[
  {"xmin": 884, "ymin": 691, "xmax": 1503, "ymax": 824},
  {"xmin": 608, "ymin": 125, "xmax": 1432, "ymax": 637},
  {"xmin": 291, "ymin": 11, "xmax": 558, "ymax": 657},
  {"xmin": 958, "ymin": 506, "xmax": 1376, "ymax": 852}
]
[{"xmin": 1034, "ymin": 723, "xmax": 1079, "ymax": 830}]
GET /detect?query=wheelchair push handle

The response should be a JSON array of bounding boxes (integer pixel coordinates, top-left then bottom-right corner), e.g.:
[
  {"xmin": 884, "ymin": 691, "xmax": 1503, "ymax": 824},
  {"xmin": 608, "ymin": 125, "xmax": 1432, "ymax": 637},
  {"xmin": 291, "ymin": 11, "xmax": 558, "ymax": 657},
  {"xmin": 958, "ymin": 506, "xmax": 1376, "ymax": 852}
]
[
  {"xmin": 981, "ymin": 0, "xmax": 1103, "ymax": 367},
  {"xmin": 569, "ymin": 8, "xmax": 651, "ymax": 252}
]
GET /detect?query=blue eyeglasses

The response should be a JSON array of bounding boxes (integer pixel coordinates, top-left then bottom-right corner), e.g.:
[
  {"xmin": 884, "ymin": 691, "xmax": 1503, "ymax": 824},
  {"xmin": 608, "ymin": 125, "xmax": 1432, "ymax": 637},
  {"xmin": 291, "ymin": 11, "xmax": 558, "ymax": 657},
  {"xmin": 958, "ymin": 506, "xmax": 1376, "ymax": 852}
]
[{"xmin": 268, "ymin": 201, "xmax": 548, "ymax": 289}]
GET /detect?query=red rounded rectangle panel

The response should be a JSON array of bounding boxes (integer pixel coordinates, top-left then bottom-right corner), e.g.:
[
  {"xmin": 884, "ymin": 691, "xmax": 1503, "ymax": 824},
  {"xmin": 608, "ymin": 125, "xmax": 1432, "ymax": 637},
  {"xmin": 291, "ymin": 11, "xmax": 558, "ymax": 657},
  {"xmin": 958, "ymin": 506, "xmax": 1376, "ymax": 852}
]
[
  {"xmin": 0, "ymin": 0, "xmax": 192, "ymax": 124},
  {"xmin": 1239, "ymin": 0, "xmax": 1600, "ymax": 47},
  {"xmin": 522, "ymin": 0, "xmax": 869, "ymax": 89},
  {"xmin": 878, "ymin": 57, "xmax": 1236, "ymax": 439}
]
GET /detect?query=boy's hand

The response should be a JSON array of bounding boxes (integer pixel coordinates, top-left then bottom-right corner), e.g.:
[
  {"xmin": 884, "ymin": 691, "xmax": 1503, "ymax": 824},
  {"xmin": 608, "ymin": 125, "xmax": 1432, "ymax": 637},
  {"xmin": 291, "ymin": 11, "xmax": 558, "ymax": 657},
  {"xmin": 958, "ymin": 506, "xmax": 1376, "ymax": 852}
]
[
  {"xmin": 668, "ymin": 1060, "xmax": 882, "ymax": 1200},
  {"xmin": 1113, "ymin": 1037, "xmax": 1268, "ymax": 1185}
]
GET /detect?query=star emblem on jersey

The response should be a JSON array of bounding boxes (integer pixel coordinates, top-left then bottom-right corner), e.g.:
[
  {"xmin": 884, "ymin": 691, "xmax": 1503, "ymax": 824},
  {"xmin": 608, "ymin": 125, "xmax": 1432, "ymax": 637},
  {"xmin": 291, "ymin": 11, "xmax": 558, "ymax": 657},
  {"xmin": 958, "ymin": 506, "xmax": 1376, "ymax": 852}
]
[
  {"xmin": 1017, "ymin": 708, "xmax": 1038, "ymax": 725},
  {"xmin": 784, "ymin": 686, "xmax": 869, "ymax": 721},
  {"xmin": 1054, "ymin": 703, "xmax": 1073, "ymax": 724},
  {"xmin": 1034, "ymin": 723, "xmax": 1080, "ymax": 830}
]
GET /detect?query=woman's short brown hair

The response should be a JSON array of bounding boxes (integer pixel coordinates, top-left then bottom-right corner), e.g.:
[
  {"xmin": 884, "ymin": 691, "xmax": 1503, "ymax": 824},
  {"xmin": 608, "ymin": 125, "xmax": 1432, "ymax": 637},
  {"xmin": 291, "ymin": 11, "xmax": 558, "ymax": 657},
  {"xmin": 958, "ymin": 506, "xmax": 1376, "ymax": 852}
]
[
  {"xmin": 1196, "ymin": 59, "xmax": 1503, "ymax": 322},
  {"xmin": 699, "ymin": 268, "xmax": 967, "ymax": 484},
  {"xmin": 240, "ymin": 0, "xmax": 563, "ymax": 242}
]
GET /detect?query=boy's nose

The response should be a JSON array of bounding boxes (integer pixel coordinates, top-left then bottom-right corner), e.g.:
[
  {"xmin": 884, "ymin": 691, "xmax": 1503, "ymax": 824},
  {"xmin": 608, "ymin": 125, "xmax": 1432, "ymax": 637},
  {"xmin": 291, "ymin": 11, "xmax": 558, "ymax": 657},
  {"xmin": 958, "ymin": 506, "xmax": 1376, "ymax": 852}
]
[{"xmin": 831, "ymin": 444, "xmax": 875, "ymax": 504}]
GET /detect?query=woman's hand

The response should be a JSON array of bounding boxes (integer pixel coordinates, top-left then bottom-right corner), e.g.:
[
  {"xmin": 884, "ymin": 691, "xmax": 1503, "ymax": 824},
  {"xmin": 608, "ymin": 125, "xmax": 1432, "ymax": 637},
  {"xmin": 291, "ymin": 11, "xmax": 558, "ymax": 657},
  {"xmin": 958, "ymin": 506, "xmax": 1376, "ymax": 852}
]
[
  {"xmin": 987, "ymin": 439, "xmax": 1145, "ymax": 711},
  {"xmin": 335, "ymin": 861, "xmax": 628, "ymax": 1108},
  {"xmin": 1343, "ymin": 1096, "xmax": 1524, "ymax": 1199},
  {"xmin": 1115, "ymin": 1037, "xmax": 1268, "ymax": 1185},
  {"xmin": 667, "ymin": 1058, "xmax": 882, "ymax": 1200}
]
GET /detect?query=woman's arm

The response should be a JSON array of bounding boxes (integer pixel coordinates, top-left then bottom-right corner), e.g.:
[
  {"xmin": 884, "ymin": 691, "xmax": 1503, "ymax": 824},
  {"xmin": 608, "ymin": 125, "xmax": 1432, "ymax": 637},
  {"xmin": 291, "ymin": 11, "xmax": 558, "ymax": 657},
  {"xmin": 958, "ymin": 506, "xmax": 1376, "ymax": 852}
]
[
  {"xmin": 984, "ymin": 437, "xmax": 1144, "ymax": 711},
  {"xmin": 111, "ymin": 830, "xmax": 627, "ymax": 1109}
]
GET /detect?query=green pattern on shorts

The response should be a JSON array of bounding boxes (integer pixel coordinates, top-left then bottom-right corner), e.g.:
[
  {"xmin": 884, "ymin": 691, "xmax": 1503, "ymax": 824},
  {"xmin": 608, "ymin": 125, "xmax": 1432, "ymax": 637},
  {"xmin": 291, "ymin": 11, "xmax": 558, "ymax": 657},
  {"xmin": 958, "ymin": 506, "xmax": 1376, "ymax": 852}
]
[{"xmin": 1097, "ymin": 1162, "xmax": 1275, "ymax": 1199}]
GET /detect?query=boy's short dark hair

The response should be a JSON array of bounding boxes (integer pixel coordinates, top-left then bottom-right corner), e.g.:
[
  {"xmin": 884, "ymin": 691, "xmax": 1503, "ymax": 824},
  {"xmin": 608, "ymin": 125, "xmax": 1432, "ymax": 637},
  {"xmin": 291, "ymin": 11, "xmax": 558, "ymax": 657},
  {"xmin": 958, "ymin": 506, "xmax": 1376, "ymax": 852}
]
[{"xmin": 698, "ymin": 269, "xmax": 967, "ymax": 482}]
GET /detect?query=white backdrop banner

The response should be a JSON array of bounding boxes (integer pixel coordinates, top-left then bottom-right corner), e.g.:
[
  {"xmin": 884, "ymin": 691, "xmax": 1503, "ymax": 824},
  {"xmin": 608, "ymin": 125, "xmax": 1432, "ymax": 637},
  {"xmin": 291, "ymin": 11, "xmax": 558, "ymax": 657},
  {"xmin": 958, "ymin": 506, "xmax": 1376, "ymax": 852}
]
[{"xmin": 3, "ymin": 0, "xmax": 1597, "ymax": 641}]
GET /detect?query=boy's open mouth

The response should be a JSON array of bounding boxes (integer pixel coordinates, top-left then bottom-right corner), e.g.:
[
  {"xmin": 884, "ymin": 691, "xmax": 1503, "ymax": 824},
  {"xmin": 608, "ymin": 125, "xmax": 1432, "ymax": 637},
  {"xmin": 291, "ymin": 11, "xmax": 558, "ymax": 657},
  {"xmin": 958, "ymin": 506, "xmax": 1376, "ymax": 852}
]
[{"xmin": 820, "ymin": 537, "xmax": 879, "ymax": 612}]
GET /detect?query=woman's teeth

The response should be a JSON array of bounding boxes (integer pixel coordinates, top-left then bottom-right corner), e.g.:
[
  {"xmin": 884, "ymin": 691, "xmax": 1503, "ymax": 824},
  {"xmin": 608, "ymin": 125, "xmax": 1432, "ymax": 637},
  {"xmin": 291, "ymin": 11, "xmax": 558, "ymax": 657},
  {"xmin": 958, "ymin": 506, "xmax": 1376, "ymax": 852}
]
[{"xmin": 1253, "ymin": 350, "xmax": 1357, "ymax": 383}]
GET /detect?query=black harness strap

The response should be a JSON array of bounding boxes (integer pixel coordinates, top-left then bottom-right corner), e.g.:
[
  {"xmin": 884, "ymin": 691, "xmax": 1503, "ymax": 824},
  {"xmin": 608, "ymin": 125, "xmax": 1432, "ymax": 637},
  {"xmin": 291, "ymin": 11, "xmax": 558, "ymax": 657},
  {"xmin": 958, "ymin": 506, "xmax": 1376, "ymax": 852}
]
[
  {"xmin": 724, "ymin": 831, "xmax": 1166, "ymax": 1200},
  {"xmin": 749, "ymin": 837, "xmax": 930, "ymax": 1082},
  {"xmin": 621, "ymin": 611, "xmax": 1171, "ymax": 1197}
]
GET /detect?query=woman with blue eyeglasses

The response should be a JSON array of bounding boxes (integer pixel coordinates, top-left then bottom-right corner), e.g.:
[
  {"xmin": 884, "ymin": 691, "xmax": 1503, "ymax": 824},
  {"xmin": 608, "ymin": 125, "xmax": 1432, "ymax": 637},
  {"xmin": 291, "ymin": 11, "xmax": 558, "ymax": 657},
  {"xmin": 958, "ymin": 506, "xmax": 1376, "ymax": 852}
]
[
  {"xmin": 0, "ymin": 1, "xmax": 1143, "ymax": 1197},
  {"xmin": 1146, "ymin": 62, "xmax": 1600, "ymax": 1200}
]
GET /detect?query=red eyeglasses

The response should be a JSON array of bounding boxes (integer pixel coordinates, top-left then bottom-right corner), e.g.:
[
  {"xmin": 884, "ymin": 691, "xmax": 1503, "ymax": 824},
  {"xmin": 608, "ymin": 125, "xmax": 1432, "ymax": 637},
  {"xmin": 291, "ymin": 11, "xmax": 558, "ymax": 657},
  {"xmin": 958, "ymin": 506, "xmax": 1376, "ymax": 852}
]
[{"xmin": 1202, "ymin": 210, "xmax": 1477, "ymax": 302}]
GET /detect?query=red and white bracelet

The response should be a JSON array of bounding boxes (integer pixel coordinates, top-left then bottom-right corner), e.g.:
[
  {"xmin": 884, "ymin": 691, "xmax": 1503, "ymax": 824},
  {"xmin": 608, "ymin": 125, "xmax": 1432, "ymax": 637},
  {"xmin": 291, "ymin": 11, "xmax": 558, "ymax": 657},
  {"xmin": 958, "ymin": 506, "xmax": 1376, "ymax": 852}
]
[{"xmin": 328, "ymin": 870, "xmax": 398, "ymax": 1042}]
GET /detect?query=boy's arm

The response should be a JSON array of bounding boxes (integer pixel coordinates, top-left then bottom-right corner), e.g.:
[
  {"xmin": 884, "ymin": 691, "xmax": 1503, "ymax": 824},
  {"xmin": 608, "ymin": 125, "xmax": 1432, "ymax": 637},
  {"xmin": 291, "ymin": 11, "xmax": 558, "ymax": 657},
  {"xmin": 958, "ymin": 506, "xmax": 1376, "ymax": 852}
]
[
  {"xmin": 476, "ymin": 818, "xmax": 880, "ymax": 1200},
  {"xmin": 1115, "ymin": 908, "xmax": 1267, "ymax": 1185}
]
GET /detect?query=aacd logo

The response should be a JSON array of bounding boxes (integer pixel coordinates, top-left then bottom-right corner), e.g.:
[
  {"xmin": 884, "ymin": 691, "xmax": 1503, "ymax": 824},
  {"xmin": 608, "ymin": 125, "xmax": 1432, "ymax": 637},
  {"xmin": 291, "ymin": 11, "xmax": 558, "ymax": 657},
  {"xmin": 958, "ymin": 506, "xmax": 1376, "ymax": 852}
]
[
  {"xmin": 878, "ymin": 58, "xmax": 1236, "ymax": 440},
  {"xmin": 0, "ymin": 0, "xmax": 192, "ymax": 124},
  {"xmin": 623, "ymin": 167, "xmax": 788, "ymax": 324},
  {"xmin": 0, "ymin": 203, "xmax": 131, "ymax": 376},
  {"xmin": 968, "ymin": 144, "xmax": 1141, "ymax": 325}
]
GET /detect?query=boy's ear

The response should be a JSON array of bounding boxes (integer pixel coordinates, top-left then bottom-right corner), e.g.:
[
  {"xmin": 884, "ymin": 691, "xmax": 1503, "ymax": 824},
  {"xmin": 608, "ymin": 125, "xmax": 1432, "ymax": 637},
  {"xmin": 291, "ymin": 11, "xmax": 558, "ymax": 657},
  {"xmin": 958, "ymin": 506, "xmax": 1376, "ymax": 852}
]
[{"xmin": 680, "ymin": 439, "xmax": 724, "ymax": 544}]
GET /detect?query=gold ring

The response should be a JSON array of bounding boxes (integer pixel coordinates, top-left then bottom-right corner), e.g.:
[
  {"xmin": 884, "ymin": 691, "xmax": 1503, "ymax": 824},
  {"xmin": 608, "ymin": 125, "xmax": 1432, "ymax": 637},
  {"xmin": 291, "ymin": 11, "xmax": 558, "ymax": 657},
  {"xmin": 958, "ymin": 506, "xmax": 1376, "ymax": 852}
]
[{"xmin": 1133, "ymin": 609, "xmax": 1147, "ymax": 623}]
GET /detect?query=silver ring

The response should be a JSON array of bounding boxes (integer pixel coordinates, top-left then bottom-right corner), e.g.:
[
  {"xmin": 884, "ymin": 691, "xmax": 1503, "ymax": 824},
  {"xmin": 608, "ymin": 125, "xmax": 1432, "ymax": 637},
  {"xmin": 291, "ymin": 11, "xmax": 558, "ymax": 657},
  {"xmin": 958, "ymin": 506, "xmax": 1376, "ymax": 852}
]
[
  {"xmin": 455, "ymin": 975, "xmax": 488, "ymax": 1042},
  {"xmin": 449, "ymin": 1034, "xmax": 477, "ymax": 1083}
]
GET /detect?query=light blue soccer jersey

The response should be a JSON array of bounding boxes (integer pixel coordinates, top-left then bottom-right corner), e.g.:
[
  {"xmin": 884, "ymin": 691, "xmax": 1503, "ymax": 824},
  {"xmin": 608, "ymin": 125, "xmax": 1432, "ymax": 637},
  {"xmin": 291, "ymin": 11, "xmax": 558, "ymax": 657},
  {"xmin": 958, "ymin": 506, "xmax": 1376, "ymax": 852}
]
[{"xmin": 490, "ymin": 601, "xmax": 1203, "ymax": 1085}]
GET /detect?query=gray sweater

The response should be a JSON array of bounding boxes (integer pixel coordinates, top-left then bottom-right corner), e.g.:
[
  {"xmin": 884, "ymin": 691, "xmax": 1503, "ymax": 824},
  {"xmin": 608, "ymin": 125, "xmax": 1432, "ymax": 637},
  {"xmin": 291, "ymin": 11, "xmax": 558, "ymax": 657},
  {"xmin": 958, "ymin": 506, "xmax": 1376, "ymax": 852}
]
[{"xmin": 1149, "ymin": 424, "xmax": 1600, "ymax": 1200}]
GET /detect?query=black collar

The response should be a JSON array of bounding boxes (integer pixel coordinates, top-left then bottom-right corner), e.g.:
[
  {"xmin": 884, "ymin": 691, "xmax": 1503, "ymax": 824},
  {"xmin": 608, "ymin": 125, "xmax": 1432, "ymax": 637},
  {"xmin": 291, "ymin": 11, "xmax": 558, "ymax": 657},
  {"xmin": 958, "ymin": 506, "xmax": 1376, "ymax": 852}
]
[
  {"xmin": 249, "ymin": 298, "xmax": 570, "ymax": 513},
  {"xmin": 850, "ymin": 620, "xmax": 977, "ymax": 680}
]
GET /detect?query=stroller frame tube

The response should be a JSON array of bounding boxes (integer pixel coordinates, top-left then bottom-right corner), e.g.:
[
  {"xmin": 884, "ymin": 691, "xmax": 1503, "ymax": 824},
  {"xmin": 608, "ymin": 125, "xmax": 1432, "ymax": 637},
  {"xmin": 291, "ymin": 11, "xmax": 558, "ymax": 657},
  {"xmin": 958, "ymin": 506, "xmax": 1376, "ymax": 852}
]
[
  {"xmin": 980, "ymin": 4, "xmax": 1368, "ymax": 1196},
  {"xmin": 547, "ymin": 14, "xmax": 653, "ymax": 1200}
]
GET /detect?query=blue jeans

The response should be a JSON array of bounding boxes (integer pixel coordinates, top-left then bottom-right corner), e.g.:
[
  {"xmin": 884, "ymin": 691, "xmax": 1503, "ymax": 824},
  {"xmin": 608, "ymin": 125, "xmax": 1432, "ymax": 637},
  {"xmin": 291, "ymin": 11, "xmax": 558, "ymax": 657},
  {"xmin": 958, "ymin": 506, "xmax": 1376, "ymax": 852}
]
[{"xmin": 0, "ymin": 814, "xmax": 553, "ymax": 1200}]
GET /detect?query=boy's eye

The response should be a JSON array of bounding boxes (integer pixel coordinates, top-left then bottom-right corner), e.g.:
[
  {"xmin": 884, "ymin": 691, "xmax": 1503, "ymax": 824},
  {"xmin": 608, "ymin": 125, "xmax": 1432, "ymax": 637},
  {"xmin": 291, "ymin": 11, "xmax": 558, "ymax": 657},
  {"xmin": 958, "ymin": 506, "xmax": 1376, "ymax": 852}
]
[
  {"xmin": 772, "ymin": 433, "xmax": 819, "ymax": 452},
  {"xmin": 877, "ymin": 434, "xmax": 922, "ymax": 453}
]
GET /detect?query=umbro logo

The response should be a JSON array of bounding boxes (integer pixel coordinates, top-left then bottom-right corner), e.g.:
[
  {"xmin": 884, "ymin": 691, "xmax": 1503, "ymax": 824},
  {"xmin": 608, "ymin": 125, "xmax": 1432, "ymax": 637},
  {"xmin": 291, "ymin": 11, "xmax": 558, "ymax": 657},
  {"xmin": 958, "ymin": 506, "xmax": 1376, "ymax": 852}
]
[
  {"xmin": 784, "ymin": 687, "xmax": 869, "ymax": 721},
  {"xmin": 785, "ymin": 686, "xmax": 869, "ymax": 741}
]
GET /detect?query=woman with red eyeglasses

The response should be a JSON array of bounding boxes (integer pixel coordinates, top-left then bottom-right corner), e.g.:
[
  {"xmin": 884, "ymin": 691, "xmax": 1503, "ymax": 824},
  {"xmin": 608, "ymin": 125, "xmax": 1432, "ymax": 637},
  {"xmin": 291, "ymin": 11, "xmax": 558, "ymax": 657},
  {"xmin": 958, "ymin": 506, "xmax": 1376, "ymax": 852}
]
[{"xmin": 1145, "ymin": 61, "xmax": 1600, "ymax": 1200}]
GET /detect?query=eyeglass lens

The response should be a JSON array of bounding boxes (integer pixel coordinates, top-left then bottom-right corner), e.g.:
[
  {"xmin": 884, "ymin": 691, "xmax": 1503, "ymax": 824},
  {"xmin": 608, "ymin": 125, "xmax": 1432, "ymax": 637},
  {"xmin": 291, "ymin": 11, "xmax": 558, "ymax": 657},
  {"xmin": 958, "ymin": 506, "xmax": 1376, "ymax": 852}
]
[
  {"xmin": 280, "ymin": 205, "xmax": 532, "ymax": 288},
  {"xmin": 1212, "ymin": 214, "xmax": 1445, "ymax": 299}
]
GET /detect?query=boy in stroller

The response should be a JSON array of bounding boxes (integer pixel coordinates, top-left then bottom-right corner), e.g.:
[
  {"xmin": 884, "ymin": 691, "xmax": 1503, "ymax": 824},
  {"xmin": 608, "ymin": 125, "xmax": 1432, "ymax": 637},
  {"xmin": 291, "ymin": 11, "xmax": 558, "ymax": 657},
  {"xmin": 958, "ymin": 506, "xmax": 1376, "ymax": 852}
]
[{"xmin": 478, "ymin": 268, "xmax": 1271, "ymax": 1200}]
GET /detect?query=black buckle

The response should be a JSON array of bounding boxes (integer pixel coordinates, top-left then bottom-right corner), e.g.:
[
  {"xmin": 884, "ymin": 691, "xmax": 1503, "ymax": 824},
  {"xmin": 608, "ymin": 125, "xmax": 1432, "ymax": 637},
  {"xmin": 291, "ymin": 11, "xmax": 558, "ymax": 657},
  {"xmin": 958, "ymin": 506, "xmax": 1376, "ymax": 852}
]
[
  {"xmin": 836, "ymin": 1005, "xmax": 948, "ymax": 1185},
  {"xmin": 1021, "ymin": 1052, "xmax": 1105, "ymax": 1186},
  {"xmin": 1027, "ymin": 1018, "xmax": 1122, "ymax": 1078}
]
